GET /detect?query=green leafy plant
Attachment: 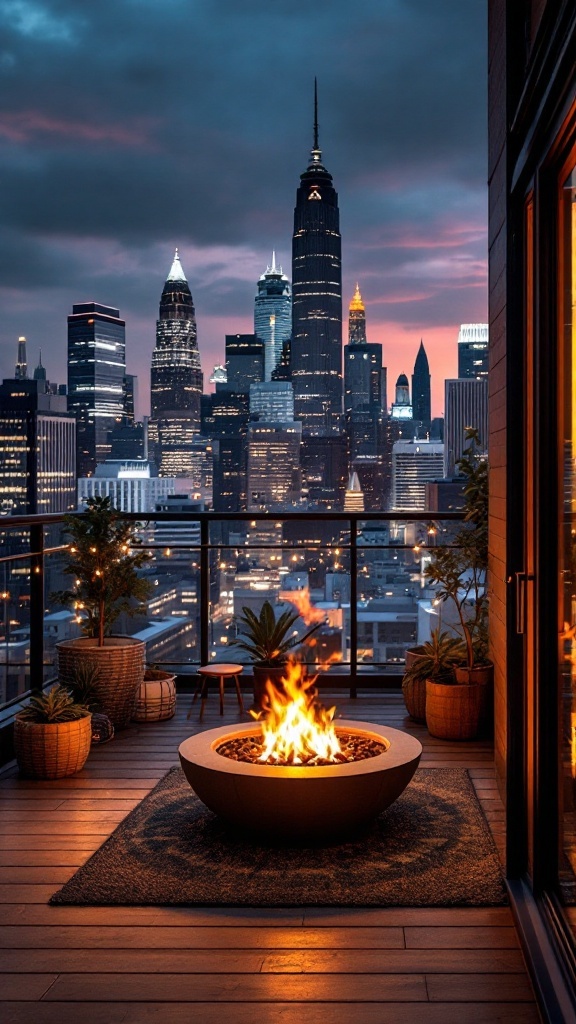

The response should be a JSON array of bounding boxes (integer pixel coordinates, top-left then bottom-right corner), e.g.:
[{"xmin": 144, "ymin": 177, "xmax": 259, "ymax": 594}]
[
  {"xmin": 66, "ymin": 661, "xmax": 102, "ymax": 712},
  {"xmin": 231, "ymin": 600, "xmax": 321, "ymax": 667},
  {"xmin": 403, "ymin": 629, "xmax": 461, "ymax": 686},
  {"xmin": 52, "ymin": 496, "xmax": 152, "ymax": 646},
  {"xmin": 425, "ymin": 427, "xmax": 489, "ymax": 670},
  {"xmin": 18, "ymin": 685, "xmax": 90, "ymax": 724}
]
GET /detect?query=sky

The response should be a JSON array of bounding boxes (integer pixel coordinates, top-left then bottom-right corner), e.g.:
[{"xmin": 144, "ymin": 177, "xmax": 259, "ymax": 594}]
[{"xmin": 0, "ymin": 0, "xmax": 488, "ymax": 419}]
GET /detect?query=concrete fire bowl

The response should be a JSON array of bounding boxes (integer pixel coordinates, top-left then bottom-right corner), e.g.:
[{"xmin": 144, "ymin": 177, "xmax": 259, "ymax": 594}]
[{"xmin": 178, "ymin": 720, "xmax": 422, "ymax": 842}]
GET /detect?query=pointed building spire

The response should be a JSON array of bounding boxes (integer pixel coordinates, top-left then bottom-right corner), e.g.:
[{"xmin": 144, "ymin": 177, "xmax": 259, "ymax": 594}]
[
  {"xmin": 270, "ymin": 250, "xmax": 277, "ymax": 273},
  {"xmin": 313, "ymin": 77, "xmax": 319, "ymax": 151},
  {"xmin": 167, "ymin": 247, "xmax": 187, "ymax": 283},
  {"xmin": 349, "ymin": 283, "xmax": 364, "ymax": 312},
  {"xmin": 15, "ymin": 336, "xmax": 27, "ymax": 380},
  {"xmin": 33, "ymin": 349, "xmax": 47, "ymax": 381}
]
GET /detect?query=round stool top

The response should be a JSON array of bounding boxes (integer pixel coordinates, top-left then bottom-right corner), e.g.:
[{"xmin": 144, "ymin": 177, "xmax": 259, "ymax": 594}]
[{"xmin": 198, "ymin": 663, "xmax": 244, "ymax": 676}]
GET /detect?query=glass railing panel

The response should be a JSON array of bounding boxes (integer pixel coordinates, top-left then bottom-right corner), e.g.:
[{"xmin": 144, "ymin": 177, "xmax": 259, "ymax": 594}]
[{"xmin": 0, "ymin": 527, "xmax": 31, "ymax": 704}]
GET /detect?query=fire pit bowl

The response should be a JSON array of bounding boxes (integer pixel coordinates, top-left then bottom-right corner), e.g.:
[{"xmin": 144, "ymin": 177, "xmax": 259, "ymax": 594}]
[{"xmin": 178, "ymin": 720, "xmax": 422, "ymax": 841}]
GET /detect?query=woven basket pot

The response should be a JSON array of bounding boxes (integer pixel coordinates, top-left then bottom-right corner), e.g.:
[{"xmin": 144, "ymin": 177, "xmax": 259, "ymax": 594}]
[
  {"xmin": 56, "ymin": 636, "xmax": 146, "ymax": 729},
  {"xmin": 14, "ymin": 714, "xmax": 92, "ymax": 779},
  {"xmin": 454, "ymin": 663, "xmax": 494, "ymax": 736},
  {"xmin": 425, "ymin": 679, "xmax": 485, "ymax": 741},
  {"xmin": 401, "ymin": 647, "xmax": 426, "ymax": 721},
  {"xmin": 133, "ymin": 670, "xmax": 176, "ymax": 722}
]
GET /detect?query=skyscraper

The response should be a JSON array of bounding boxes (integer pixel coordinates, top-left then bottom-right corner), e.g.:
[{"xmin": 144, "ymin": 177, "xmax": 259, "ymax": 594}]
[
  {"xmin": 0, "ymin": 376, "xmax": 76, "ymax": 514},
  {"xmin": 457, "ymin": 323, "xmax": 489, "ymax": 379},
  {"xmin": 150, "ymin": 250, "xmax": 203, "ymax": 476},
  {"xmin": 67, "ymin": 302, "xmax": 126, "ymax": 476},
  {"xmin": 348, "ymin": 284, "xmax": 366, "ymax": 344},
  {"xmin": 444, "ymin": 378, "xmax": 488, "ymax": 477},
  {"xmin": 254, "ymin": 253, "xmax": 292, "ymax": 381},
  {"xmin": 291, "ymin": 82, "xmax": 342, "ymax": 434},
  {"xmin": 151, "ymin": 250, "xmax": 202, "ymax": 422},
  {"xmin": 390, "ymin": 374, "xmax": 413, "ymax": 419},
  {"xmin": 224, "ymin": 335, "xmax": 264, "ymax": 391},
  {"xmin": 391, "ymin": 440, "xmax": 445, "ymax": 511},
  {"xmin": 412, "ymin": 340, "xmax": 431, "ymax": 428},
  {"xmin": 15, "ymin": 337, "xmax": 27, "ymax": 380}
]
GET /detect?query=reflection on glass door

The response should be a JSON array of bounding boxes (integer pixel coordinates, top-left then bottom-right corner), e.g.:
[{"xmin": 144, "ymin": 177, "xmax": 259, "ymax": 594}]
[{"xmin": 559, "ymin": 163, "xmax": 576, "ymax": 938}]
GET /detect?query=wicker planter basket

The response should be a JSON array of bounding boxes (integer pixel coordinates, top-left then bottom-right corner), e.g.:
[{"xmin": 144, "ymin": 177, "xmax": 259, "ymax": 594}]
[
  {"xmin": 56, "ymin": 636, "xmax": 146, "ymax": 729},
  {"xmin": 401, "ymin": 647, "xmax": 426, "ymax": 721},
  {"xmin": 425, "ymin": 679, "xmax": 485, "ymax": 741},
  {"xmin": 14, "ymin": 714, "xmax": 92, "ymax": 779},
  {"xmin": 133, "ymin": 669, "xmax": 177, "ymax": 722}
]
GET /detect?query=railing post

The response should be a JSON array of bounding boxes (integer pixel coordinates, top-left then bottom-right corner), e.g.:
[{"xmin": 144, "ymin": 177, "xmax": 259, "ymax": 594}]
[
  {"xmin": 350, "ymin": 516, "xmax": 357, "ymax": 699},
  {"xmin": 200, "ymin": 518, "xmax": 209, "ymax": 668},
  {"xmin": 29, "ymin": 523, "xmax": 44, "ymax": 693}
]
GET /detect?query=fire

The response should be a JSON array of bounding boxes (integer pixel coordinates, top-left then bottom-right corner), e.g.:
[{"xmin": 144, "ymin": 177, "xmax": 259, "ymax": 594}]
[
  {"xmin": 280, "ymin": 587, "xmax": 326, "ymax": 626},
  {"xmin": 253, "ymin": 658, "xmax": 342, "ymax": 765}
]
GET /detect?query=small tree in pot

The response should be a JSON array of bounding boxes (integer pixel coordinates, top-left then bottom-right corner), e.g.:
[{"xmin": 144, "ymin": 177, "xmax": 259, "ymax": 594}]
[
  {"xmin": 231, "ymin": 600, "xmax": 321, "ymax": 709},
  {"xmin": 402, "ymin": 629, "xmax": 461, "ymax": 722},
  {"xmin": 53, "ymin": 496, "xmax": 152, "ymax": 729},
  {"xmin": 423, "ymin": 428, "xmax": 492, "ymax": 739}
]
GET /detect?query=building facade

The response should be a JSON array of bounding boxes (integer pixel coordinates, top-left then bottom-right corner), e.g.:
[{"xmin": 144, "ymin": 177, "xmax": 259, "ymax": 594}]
[
  {"xmin": 254, "ymin": 254, "xmax": 292, "ymax": 381},
  {"xmin": 0, "ymin": 378, "xmax": 76, "ymax": 514},
  {"xmin": 247, "ymin": 422, "xmax": 302, "ymax": 510},
  {"xmin": 249, "ymin": 381, "xmax": 294, "ymax": 424},
  {"xmin": 291, "ymin": 85, "xmax": 342, "ymax": 434},
  {"xmin": 150, "ymin": 250, "xmax": 203, "ymax": 474},
  {"xmin": 391, "ymin": 439, "xmax": 444, "ymax": 511},
  {"xmin": 67, "ymin": 302, "xmax": 126, "ymax": 476},
  {"xmin": 457, "ymin": 323, "xmax": 489, "ymax": 379},
  {"xmin": 444, "ymin": 377, "xmax": 488, "ymax": 476},
  {"xmin": 411, "ymin": 340, "xmax": 431, "ymax": 428},
  {"xmin": 78, "ymin": 461, "xmax": 174, "ymax": 513}
]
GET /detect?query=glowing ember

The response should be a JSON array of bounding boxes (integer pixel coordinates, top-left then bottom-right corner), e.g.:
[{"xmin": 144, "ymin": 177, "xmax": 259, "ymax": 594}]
[
  {"xmin": 280, "ymin": 587, "xmax": 326, "ymax": 625},
  {"xmin": 252, "ymin": 658, "xmax": 341, "ymax": 764}
]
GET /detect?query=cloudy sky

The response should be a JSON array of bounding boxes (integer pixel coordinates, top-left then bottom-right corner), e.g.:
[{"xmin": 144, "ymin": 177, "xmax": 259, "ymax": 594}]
[{"xmin": 0, "ymin": 0, "xmax": 487, "ymax": 417}]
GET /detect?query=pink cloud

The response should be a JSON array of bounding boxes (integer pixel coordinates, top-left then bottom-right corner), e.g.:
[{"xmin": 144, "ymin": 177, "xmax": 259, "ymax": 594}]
[{"xmin": 0, "ymin": 111, "xmax": 154, "ymax": 147}]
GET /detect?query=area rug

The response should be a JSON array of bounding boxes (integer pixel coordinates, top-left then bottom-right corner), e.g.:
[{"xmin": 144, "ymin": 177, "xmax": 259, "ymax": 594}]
[{"xmin": 50, "ymin": 767, "xmax": 506, "ymax": 907}]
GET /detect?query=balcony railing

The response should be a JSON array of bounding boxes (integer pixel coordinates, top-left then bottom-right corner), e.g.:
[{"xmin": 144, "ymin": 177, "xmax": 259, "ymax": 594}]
[{"xmin": 0, "ymin": 509, "xmax": 466, "ymax": 712}]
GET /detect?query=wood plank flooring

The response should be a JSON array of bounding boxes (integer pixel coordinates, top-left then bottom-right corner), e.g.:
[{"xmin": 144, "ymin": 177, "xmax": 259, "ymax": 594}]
[{"xmin": 0, "ymin": 689, "xmax": 539, "ymax": 1023}]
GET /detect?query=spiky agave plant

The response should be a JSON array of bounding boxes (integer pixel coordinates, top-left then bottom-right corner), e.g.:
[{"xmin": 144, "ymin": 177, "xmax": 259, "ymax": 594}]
[
  {"xmin": 231, "ymin": 600, "xmax": 322, "ymax": 667},
  {"xmin": 18, "ymin": 685, "xmax": 90, "ymax": 724}
]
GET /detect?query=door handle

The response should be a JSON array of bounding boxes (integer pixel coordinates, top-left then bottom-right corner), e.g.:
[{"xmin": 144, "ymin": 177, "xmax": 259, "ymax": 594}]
[{"xmin": 515, "ymin": 572, "xmax": 534, "ymax": 634}]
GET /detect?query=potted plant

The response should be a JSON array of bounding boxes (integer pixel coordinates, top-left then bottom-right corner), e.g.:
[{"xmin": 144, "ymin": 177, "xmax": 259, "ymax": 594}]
[
  {"xmin": 66, "ymin": 660, "xmax": 115, "ymax": 744},
  {"xmin": 231, "ymin": 600, "xmax": 321, "ymax": 709},
  {"xmin": 53, "ymin": 496, "xmax": 152, "ymax": 729},
  {"xmin": 402, "ymin": 630, "xmax": 461, "ymax": 722},
  {"xmin": 424, "ymin": 428, "xmax": 492, "ymax": 739},
  {"xmin": 133, "ymin": 666, "xmax": 177, "ymax": 722},
  {"xmin": 14, "ymin": 684, "xmax": 92, "ymax": 779}
]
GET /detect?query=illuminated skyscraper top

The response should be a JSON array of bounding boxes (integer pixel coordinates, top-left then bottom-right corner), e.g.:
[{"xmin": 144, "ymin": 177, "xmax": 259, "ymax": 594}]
[
  {"xmin": 348, "ymin": 284, "xmax": 366, "ymax": 345},
  {"xmin": 150, "ymin": 248, "xmax": 203, "ymax": 423},
  {"xmin": 254, "ymin": 252, "xmax": 292, "ymax": 381},
  {"xmin": 15, "ymin": 336, "xmax": 27, "ymax": 379},
  {"xmin": 291, "ymin": 80, "xmax": 342, "ymax": 435}
]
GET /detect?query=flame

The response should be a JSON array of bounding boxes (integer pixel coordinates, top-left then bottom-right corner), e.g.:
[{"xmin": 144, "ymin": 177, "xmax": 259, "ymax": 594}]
[
  {"xmin": 280, "ymin": 587, "xmax": 326, "ymax": 626},
  {"xmin": 253, "ymin": 659, "xmax": 342, "ymax": 764},
  {"xmin": 318, "ymin": 650, "xmax": 344, "ymax": 671}
]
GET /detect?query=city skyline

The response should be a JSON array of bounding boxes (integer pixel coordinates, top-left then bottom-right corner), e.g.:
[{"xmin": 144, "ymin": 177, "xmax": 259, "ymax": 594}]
[{"xmin": 0, "ymin": 1, "xmax": 487, "ymax": 419}]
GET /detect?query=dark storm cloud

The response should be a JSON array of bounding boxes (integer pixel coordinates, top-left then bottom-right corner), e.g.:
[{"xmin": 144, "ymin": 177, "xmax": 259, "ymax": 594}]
[{"xmin": 0, "ymin": 0, "xmax": 487, "ymax": 402}]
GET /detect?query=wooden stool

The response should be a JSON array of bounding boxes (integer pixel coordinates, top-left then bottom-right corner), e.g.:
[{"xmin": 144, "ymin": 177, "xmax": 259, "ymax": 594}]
[{"xmin": 188, "ymin": 663, "xmax": 244, "ymax": 721}]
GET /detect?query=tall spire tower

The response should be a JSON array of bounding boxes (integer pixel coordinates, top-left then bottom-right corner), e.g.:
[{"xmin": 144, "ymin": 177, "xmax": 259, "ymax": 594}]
[
  {"xmin": 254, "ymin": 252, "xmax": 292, "ymax": 381},
  {"xmin": 150, "ymin": 249, "xmax": 203, "ymax": 475},
  {"xmin": 291, "ymin": 80, "xmax": 342, "ymax": 434},
  {"xmin": 348, "ymin": 284, "xmax": 366, "ymax": 345},
  {"xmin": 412, "ymin": 339, "xmax": 431, "ymax": 426},
  {"xmin": 15, "ymin": 336, "xmax": 28, "ymax": 379}
]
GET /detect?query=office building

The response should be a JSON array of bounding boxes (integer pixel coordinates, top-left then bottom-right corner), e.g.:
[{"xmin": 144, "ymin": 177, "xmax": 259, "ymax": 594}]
[
  {"xmin": 344, "ymin": 285, "xmax": 385, "ymax": 415},
  {"xmin": 444, "ymin": 377, "xmax": 488, "ymax": 476},
  {"xmin": 108, "ymin": 418, "xmax": 146, "ymax": 462},
  {"xmin": 224, "ymin": 335, "xmax": 264, "ymax": 391},
  {"xmin": 343, "ymin": 471, "xmax": 365, "ymax": 512},
  {"xmin": 300, "ymin": 433, "xmax": 347, "ymax": 509},
  {"xmin": 67, "ymin": 302, "xmax": 126, "ymax": 476},
  {"xmin": 123, "ymin": 373, "xmax": 137, "ymax": 422},
  {"xmin": 0, "ymin": 376, "xmax": 76, "ymax": 514},
  {"xmin": 247, "ymin": 422, "xmax": 302, "ymax": 510},
  {"xmin": 249, "ymin": 381, "xmax": 294, "ymax": 424},
  {"xmin": 15, "ymin": 337, "xmax": 27, "ymax": 380},
  {"xmin": 254, "ymin": 253, "xmax": 292, "ymax": 381},
  {"xmin": 291, "ymin": 83, "xmax": 342, "ymax": 433},
  {"xmin": 78, "ymin": 461, "xmax": 174, "ymax": 513},
  {"xmin": 457, "ymin": 323, "xmax": 489, "ymax": 379},
  {"xmin": 412, "ymin": 340, "xmax": 431, "ymax": 428},
  {"xmin": 150, "ymin": 250, "xmax": 203, "ymax": 474},
  {"xmin": 348, "ymin": 283, "xmax": 366, "ymax": 345},
  {"xmin": 391, "ymin": 439, "xmax": 445, "ymax": 511}
]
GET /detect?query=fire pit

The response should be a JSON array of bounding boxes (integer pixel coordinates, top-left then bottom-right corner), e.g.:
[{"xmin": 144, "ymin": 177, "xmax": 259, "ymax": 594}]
[{"xmin": 179, "ymin": 662, "xmax": 422, "ymax": 841}]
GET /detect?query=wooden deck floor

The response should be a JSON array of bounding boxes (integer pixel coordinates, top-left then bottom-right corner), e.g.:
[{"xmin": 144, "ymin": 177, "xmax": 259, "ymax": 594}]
[{"xmin": 0, "ymin": 690, "xmax": 539, "ymax": 1023}]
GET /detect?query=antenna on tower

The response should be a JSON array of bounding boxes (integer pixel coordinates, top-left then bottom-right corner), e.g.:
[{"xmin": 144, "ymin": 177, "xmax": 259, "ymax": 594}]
[{"xmin": 313, "ymin": 77, "xmax": 319, "ymax": 150}]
